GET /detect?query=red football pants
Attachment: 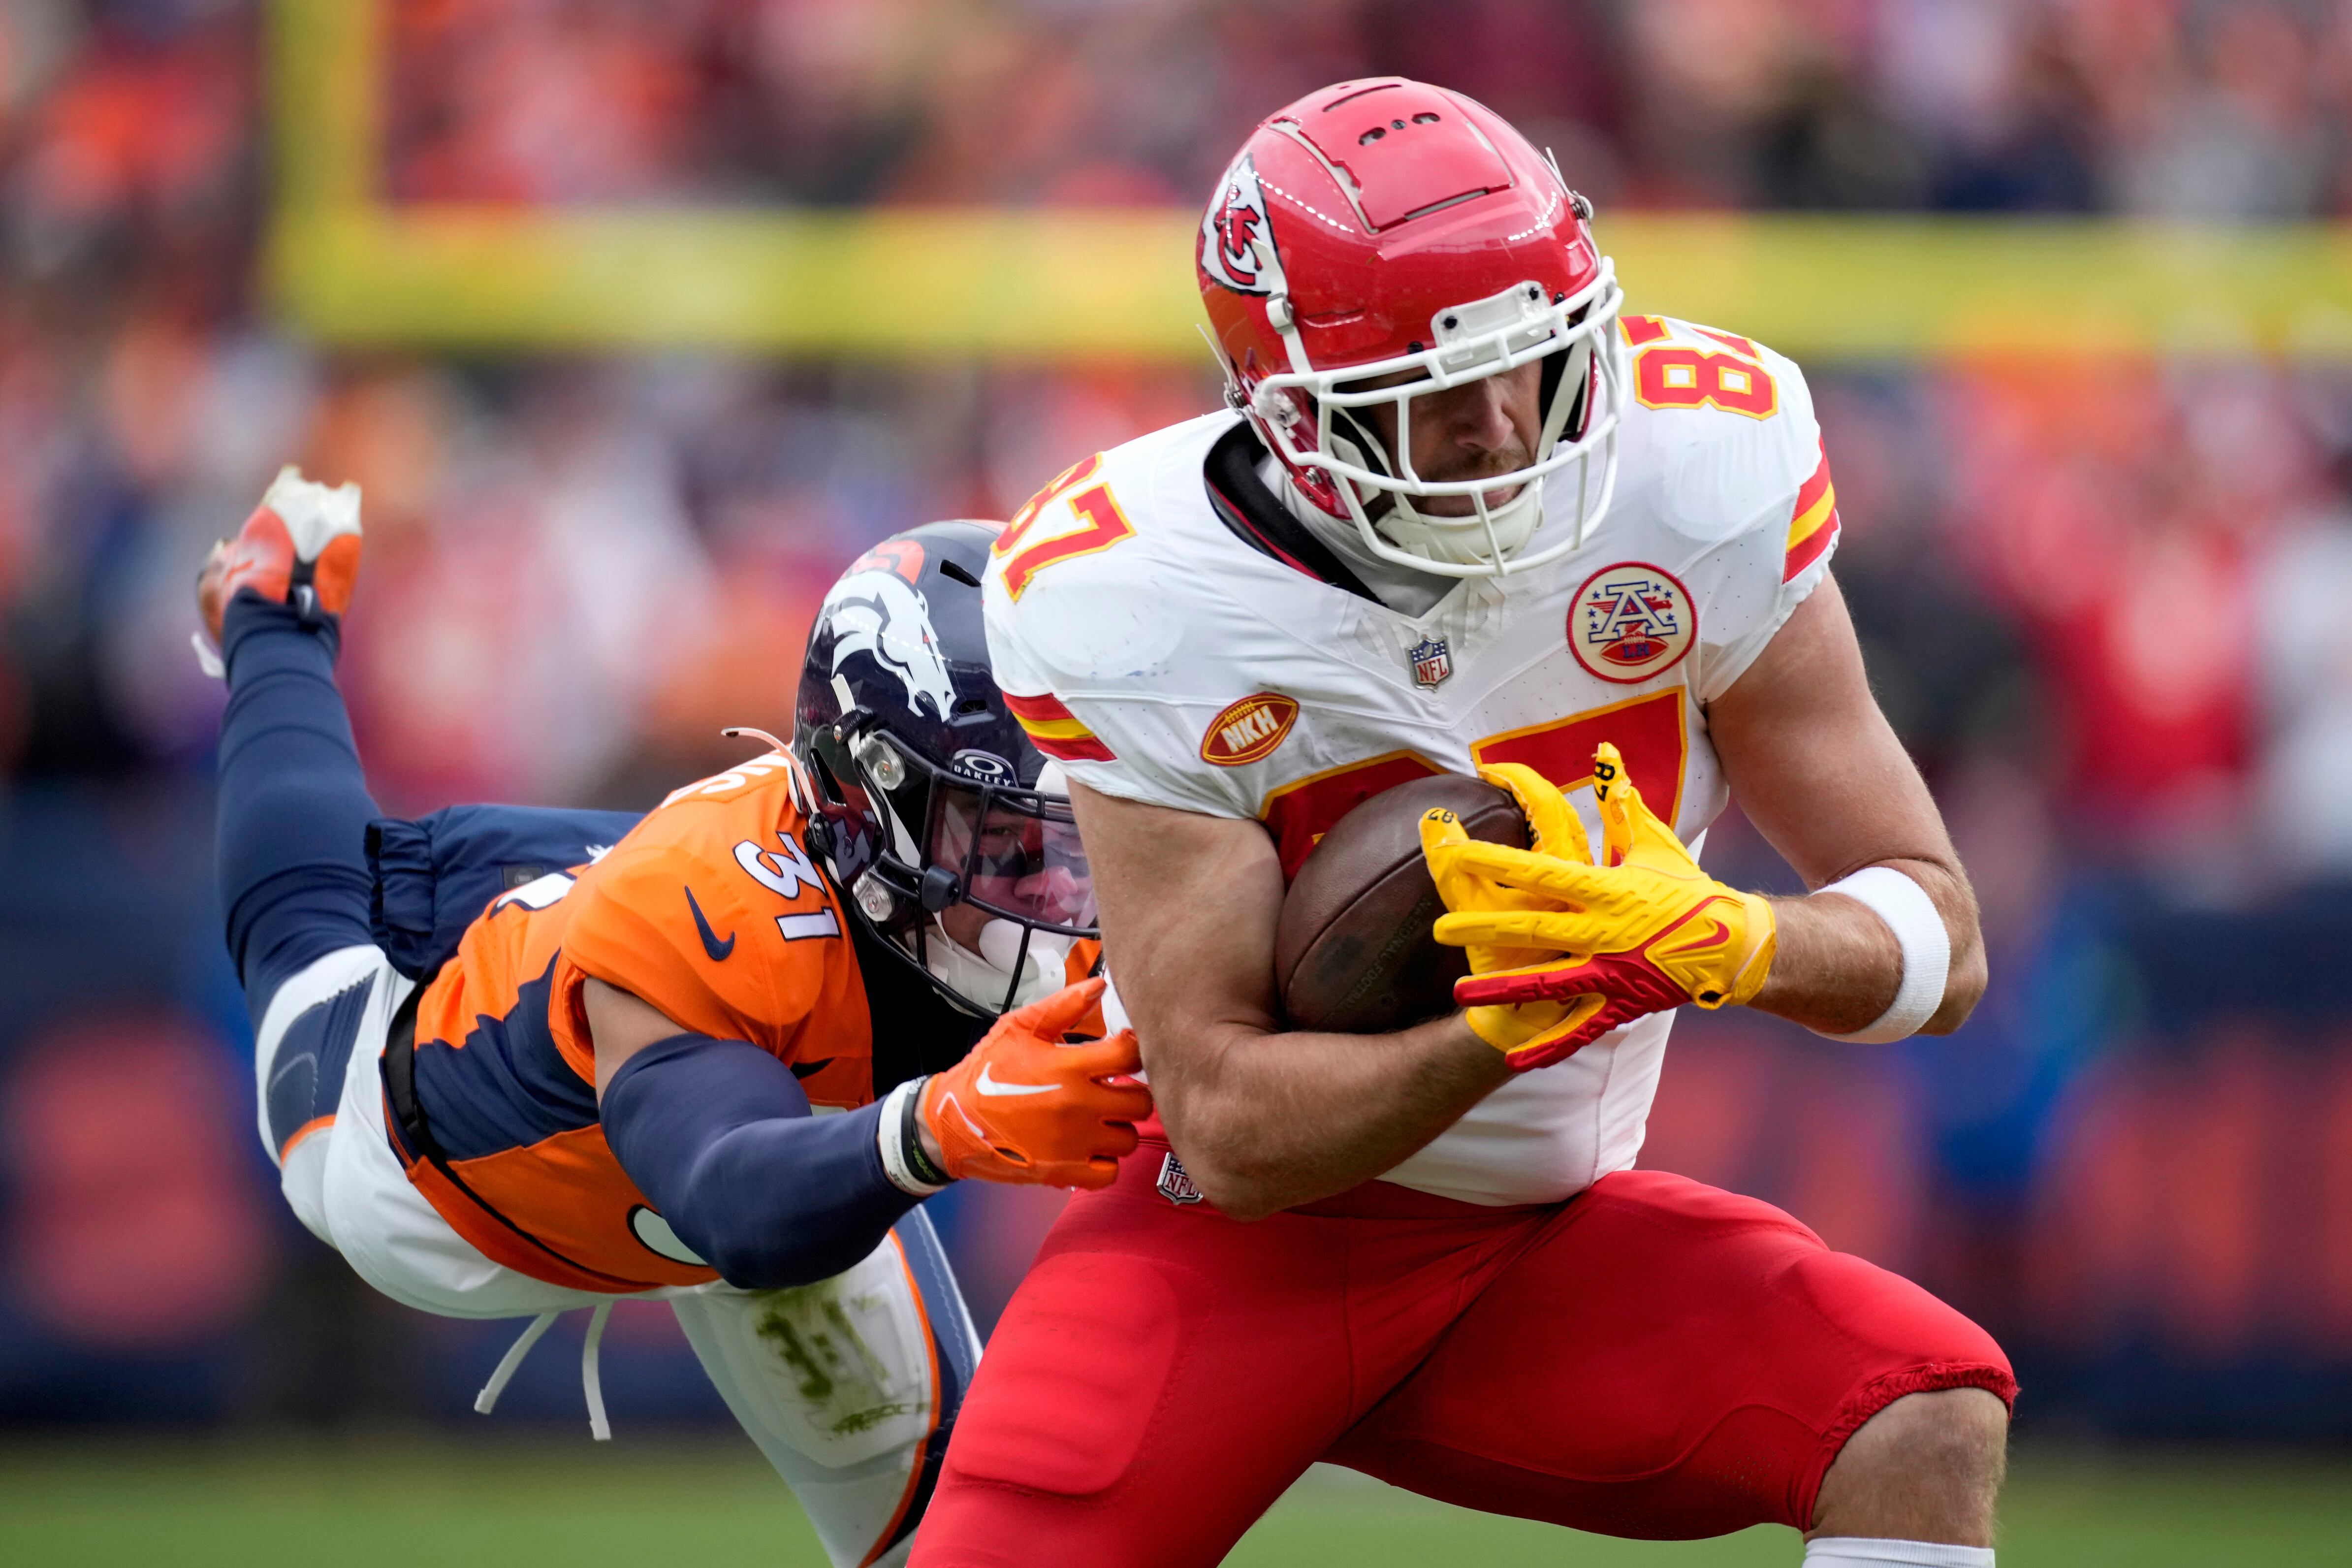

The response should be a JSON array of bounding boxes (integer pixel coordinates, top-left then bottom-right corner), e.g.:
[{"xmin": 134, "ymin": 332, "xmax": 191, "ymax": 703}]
[{"xmin": 913, "ymin": 1148, "xmax": 2014, "ymax": 1568}]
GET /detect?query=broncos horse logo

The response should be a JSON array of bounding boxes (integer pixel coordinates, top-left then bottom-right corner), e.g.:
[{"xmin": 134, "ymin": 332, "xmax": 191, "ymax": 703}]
[{"xmin": 822, "ymin": 568, "xmax": 959, "ymax": 722}]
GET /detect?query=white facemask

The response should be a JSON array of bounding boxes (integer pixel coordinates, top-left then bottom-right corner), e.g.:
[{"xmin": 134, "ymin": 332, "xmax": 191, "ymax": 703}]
[{"xmin": 1248, "ymin": 266, "xmax": 1627, "ymax": 578}]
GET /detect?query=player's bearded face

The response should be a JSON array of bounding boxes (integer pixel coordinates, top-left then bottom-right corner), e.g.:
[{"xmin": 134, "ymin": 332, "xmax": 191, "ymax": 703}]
[{"xmin": 1355, "ymin": 360, "xmax": 1544, "ymax": 518}]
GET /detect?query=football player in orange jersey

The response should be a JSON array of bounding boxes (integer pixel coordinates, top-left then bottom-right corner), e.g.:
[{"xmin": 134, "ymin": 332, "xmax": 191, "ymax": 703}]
[{"xmin": 198, "ymin": 470, "xmax": 1146, "ymax": 1568}]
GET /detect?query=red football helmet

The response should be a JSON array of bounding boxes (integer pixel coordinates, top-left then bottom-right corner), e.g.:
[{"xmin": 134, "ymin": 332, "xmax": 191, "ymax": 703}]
[{"xmin": 1197, "ymin": 78, "xmax": 1624, "ymax": 576}]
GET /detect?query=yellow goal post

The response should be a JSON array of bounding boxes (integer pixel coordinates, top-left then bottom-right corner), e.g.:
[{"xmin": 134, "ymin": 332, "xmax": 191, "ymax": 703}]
[{"xmin": 268, "ymin": 0, "xmax": 2352, "ymax": 361}]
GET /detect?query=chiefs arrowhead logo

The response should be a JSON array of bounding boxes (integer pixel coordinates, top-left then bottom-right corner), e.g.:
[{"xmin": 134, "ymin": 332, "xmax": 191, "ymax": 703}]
[{"xmin": 1200, "ymin": 154, "xmax": 1276, "ymax": 296}]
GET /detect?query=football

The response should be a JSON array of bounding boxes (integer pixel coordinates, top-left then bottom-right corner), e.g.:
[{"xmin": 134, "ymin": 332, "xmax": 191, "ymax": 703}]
[{"xmin": 1274, "ymin": 773, "xmax": 1528, "ymax": 1035}]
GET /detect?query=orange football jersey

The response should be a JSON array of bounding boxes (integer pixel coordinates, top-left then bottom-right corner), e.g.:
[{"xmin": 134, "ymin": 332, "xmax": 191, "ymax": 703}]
[{"xmin": 396, "ymin": 751, "xmax": 871, "ymax": 1291}]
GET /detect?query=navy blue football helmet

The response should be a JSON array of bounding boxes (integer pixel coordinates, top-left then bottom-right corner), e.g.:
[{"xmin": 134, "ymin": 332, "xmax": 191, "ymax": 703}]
[{"xmin": 795, "ymin": 520, "xmax": 1098, "ymax": 1018}]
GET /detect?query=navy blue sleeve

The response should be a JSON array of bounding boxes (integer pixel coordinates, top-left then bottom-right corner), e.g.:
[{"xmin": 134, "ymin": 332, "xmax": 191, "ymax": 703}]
[{"xmin": 601, "ymin": 1033, "xmax": 918, "ymax": 1290}]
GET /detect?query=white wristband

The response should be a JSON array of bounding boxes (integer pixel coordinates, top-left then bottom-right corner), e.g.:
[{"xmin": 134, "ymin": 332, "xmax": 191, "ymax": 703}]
[
  {"xmin": 1809, "ymin": 865, "xmax": 1949, "ymax": 1043},
  {"xmin": 876, "ymin": 1078, "xmax": 951, "ymax": 1196}
]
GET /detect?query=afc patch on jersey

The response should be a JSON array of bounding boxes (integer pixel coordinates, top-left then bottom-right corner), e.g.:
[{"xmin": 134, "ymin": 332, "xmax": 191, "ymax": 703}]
[{"xmin": 1570, "ymin": 563, "xmax": 1695, "ymax": 684}]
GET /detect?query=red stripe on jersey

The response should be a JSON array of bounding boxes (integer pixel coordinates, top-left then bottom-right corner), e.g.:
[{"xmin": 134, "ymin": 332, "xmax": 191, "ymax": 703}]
[
  {"xmin": 1007, "ymin": 690, "xmax": 1117, "ymax": 762},
  {"xmin": 1783, "ymin": 509, "xmax": 1840, "ymax": 582},
  {"xmin": 1783, "ymin": 443, "xmax": 1839, "ymax": 582},
  {"xmin": 1005, "ymin": 690, "xmax": 1077, "ymax": 724},
  {"xmin": 1794, "ymin": 445, "xmax": 1832, "ymax": 517},
  {"xmin": 1027, "ymin": 731, "xmax": 1118, "ymax": 763}
]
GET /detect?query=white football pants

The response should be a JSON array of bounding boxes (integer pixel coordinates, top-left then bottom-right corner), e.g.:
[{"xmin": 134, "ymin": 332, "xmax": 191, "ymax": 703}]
[{"xmin": 255, "ymin": 944, "xmax": 980, "ymax": 1568}]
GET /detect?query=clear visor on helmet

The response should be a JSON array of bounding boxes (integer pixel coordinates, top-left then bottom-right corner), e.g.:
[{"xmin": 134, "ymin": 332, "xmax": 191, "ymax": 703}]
[
  {"xmin": 1252, "ymin": 261, "xmax": 1626, "ymax": 577},
  {"xmin": 816, "ymin": 716, "xmax": 1099, "ymax": 1017},
  {"xmin": 928, "ymin": 781, "xmax": 1097, "ymax": 934}
]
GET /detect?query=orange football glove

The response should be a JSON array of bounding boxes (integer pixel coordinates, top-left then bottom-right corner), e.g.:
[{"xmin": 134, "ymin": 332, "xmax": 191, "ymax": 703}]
[
  {"xmin": 1422, "ymin": 744, "xmax": 1776, "ymax": 1071},
  {"xmin": 921, "ymin": 977, "xmax": 1150, "ymax": 1189}
]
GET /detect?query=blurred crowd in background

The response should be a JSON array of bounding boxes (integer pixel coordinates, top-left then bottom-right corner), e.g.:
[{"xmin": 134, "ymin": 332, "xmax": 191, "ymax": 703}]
[
  {"xmin": 7, "ymin": 0, "xmax": 2352, "ymax": 1439},
  {"xmin": 373, "ymin": 0, "xmax": 2352, "ymax": 216}
]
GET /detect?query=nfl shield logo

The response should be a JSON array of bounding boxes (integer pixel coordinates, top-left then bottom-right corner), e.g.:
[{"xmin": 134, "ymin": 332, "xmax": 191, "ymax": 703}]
[
  {"xmin": 1156, "ymin": 1152, "xmax": 1204, "ymax": 1205},
  {"xmin": 1409, "ymin": 637, "xmax": 1453, "ymax": 689}
]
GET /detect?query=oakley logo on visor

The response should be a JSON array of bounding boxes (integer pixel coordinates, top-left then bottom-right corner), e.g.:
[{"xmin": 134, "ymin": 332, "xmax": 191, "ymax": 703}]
[{"xmin": 951, "ymin": 749, "xmax": 1015, "ymax": 783}]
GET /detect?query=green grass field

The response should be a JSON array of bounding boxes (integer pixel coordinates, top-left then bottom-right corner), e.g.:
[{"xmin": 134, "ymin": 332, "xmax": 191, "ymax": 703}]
[{"xmin": 4, "ymin": 1438, "xmax": 2348, "ymax": 1566}]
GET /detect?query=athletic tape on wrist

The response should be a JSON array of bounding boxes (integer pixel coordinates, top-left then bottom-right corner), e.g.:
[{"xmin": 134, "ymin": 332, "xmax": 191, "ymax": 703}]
[
  {"xmin": 877, "ymin": 1078, "xmax": 952, "ymax": 1196},
  {"xmin": 1809, "ymin": 865, "xmax": 1949, "ymax": 1044},
  {"xmin": 1803, "ymin": 1538, "xmax": 1994, "ymax": 1568}
]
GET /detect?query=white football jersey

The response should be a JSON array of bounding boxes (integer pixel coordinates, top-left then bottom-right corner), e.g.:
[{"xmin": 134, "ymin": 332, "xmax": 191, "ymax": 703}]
[{"xmin": 984, "ymin": 315, "xmax": 1841, "ymax": 1206}]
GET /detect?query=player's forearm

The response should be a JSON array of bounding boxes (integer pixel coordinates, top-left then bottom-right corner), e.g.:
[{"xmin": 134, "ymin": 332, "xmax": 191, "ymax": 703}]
[
  {"xmin": 601, "ymin": 1032, "xmax": 919, "ymax": 1288},
  {"xmin": 1749, "ymin": 857, "xmax": 1985, "ymax": 1036},
  {"xmin": 1144, "ymin": 1012, "xmax": 1506, "ymax": 1220}
]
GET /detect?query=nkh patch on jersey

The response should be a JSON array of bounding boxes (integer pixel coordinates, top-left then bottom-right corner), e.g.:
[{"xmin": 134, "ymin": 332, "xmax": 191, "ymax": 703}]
[
  {"xmin": 1409, "ymin": 637, "xmax": 1453, "ymax": 689},
  {"xmin": 1201, "ymin": 693, "xmax": 1300, "ymax": 767}
]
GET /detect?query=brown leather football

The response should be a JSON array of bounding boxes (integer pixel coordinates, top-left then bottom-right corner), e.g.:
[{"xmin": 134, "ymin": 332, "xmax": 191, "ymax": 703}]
[{"xmin": 1275, "ymin": 772, "xmax": 1528, "ymax": 1035}]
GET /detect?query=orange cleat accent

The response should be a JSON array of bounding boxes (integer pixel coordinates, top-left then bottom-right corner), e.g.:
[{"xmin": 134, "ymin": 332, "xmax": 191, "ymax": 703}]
[{"xmin": 193, "ymin": 467, "xmax": 363, "ymax": 675}]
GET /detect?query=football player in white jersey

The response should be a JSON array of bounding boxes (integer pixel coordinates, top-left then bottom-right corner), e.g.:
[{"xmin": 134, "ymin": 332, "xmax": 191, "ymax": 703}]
[{"xmin": 914, "ymin": 78, "xmax": 2012, "ymax": 1568}]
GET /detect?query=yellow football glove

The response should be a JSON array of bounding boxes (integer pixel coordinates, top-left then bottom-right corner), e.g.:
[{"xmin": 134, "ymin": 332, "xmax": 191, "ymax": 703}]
[
  {"xmin": 1419, "ymin": 762, "xmax": 1604, "ymax": 1063},
  {"xmin": 1420, "ymin": 744, "xmax": 1776, "ymax": 1070}
]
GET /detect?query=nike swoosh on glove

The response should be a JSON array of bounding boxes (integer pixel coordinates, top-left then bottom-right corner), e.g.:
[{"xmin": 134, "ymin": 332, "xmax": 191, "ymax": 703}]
[
  {"xmin": 1420, "ymin": 744, "xmax": 1776, "ymax": 1071},
  {"xmin": 922, "ymin": 977, "xmax": 1152, "ymax": 1188}
]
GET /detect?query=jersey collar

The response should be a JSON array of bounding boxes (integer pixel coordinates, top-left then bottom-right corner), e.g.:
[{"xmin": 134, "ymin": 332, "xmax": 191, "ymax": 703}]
[{"xmin": 1202, "ymin": 420, "xmax": 1382, "ymax": 604}]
